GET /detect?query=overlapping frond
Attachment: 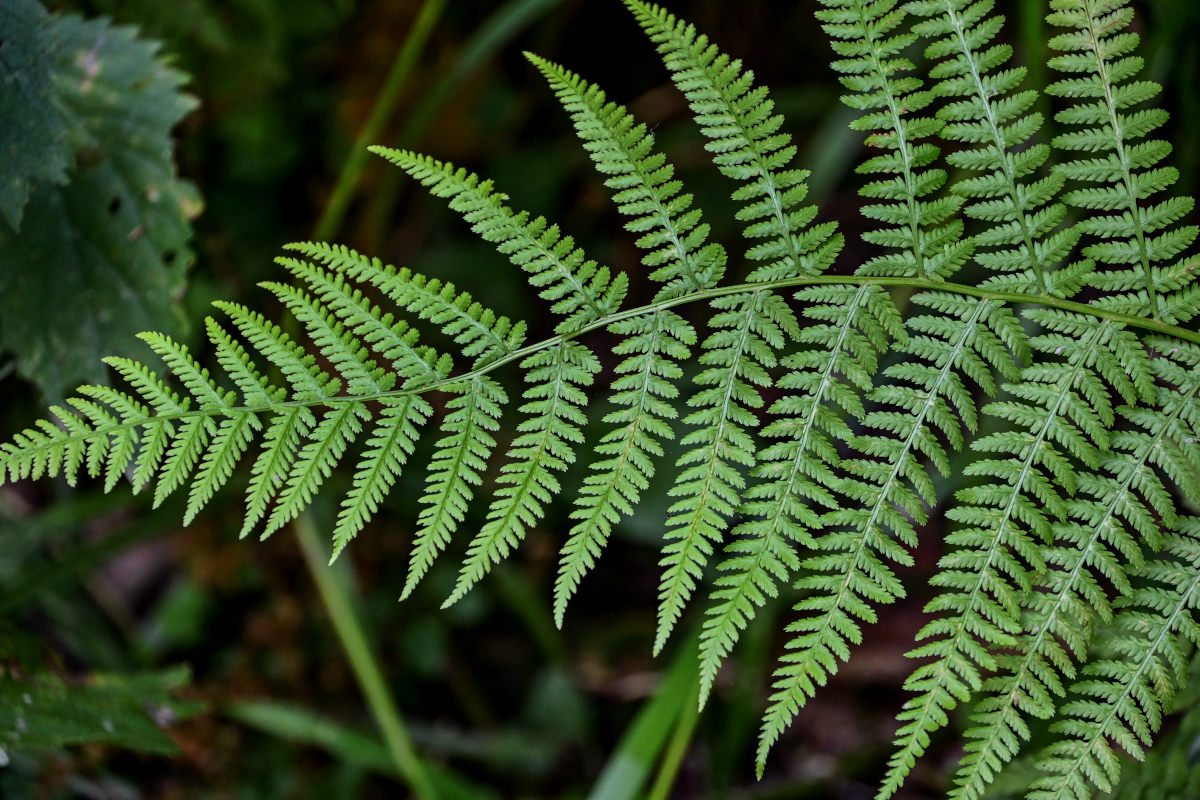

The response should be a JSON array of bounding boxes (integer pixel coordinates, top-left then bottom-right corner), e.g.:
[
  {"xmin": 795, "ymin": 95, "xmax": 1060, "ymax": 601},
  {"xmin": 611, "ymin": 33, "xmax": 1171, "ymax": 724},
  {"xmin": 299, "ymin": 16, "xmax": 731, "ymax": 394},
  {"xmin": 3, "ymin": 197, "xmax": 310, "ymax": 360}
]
[
  {"xmin": 950, "ymin": 341, "xmax": 1200, "ymax": 800},
  {"xmin": 880, "ymin": 312, "xmax": 1153, "ymax": 798},
  {"xmin": 1027, "ymin": 516, "xmax": 1200, "ymax": 800},
  {"xmin": 1047, "ymin": 0, "xmax": 1200, "ymax": 322},
  {"xmin": 758, "ymin": 291, "xmax": 1026, "ymax": 774}
]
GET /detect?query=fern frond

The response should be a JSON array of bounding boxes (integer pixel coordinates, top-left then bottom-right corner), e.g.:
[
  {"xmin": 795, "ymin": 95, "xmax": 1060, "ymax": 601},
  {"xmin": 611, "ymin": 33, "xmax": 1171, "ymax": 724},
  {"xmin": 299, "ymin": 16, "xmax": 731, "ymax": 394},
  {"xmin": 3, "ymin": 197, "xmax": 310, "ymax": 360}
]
[
  {"xmin": 444, "ymin": 341, "xmax": 599, "ymax": 607},
  {"xmin": 556, "ymin": 309, "xmax": 695, "ymax": 625},
  {"xmin": 526, "ymin": 54, "xmax": 722, "ymax": 622},
  {"xmin": 1027, "ymin": 516, "xmax": 1200, "ymax": 800},
  {"xmin": 625, "ymin": 0, "xmax": 844, "ymax": 281},
  {"xmin": 285, "ymin": 241, "xmax": 525, "ymax": 368},
  {"xmin": 368, "ymin": 148, "xmax": 627, "ymax": 333},
  {"xmin": 757, "ymin": 291, "xmax": 1025, "ymax": 773},
  {"xmin": 950, "ymin": 341, "xmax": 1200, "ymax": 800},
  {"xmin": 528, "ymin": 53, "xmax": 726, "ymax": 299},
  {"xmin": 404, "ymin": 376, "xmax": 506, "ymax": 600},
  {"xmin": 908, "ymin": 0, "xmax": 1086, "ymax": 297},
  {"xmin": 653, "ymin": 289, "xmax": 798, "ymax": 654},
  {"xmin": 334, "ymin": 395, "xmax": 431, "ymax": 559},
  {"xmin": 880, "ymin": 312, "xmax": 1151, "ymax": 798},
  {"xmin": 1047, "ymin": 0, "xmax": 1200, "ymax": 323},
  {"xmin": 818, "ymin": 0, "xmax": 972, "ymax": 280}
]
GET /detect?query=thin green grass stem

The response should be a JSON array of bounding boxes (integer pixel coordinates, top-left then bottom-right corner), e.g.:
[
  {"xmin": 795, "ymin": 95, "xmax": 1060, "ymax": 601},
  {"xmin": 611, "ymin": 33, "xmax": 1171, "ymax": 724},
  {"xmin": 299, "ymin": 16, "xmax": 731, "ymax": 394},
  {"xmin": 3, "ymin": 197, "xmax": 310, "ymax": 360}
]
[
  {"xmin": 295, "ymin": 513, "xmax": 437, "ymax": 800},
  {"xmin": 313, "ymin": 0, "xmax": 449, "ymax": 242},
  {"xmin": 587, "ymin": 630, "xmax": 700, "ymax": 800},
  {"xmin": 646, "ymin": 673, "xmax": 702, "ymax": 800}
]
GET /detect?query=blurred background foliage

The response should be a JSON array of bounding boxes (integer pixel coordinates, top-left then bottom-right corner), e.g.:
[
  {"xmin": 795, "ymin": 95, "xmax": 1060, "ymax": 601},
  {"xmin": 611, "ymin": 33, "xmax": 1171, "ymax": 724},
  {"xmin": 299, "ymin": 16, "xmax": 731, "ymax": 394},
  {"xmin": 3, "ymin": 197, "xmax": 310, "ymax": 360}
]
[{"xmin": 2, "ymin": 1, "xmax": 1200, "ymax": 798}]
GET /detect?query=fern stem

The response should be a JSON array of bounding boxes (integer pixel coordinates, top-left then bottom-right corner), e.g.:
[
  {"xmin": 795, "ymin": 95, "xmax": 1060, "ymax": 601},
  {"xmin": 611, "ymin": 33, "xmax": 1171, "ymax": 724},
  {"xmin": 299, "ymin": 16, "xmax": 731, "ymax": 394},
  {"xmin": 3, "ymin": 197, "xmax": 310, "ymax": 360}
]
[
  {"xmin": 313, "ymin": 0, "xmax": 449, "ymax": 242},
  {"xmin": 6, "ymin": 276, "xmax": 1198, "ymax": 477},
  {"xmin": 295, "ymin": 513, "xmax": 437, "ymax": 799}
]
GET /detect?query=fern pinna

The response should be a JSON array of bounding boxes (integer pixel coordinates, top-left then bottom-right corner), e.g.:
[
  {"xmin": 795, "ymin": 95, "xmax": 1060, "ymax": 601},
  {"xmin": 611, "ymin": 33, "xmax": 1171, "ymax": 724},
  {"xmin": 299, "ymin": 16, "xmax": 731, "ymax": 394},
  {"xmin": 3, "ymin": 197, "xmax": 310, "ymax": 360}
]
[{"xmin": 3, "ymin": 0, "xmax": 1200, "ymax": 796}]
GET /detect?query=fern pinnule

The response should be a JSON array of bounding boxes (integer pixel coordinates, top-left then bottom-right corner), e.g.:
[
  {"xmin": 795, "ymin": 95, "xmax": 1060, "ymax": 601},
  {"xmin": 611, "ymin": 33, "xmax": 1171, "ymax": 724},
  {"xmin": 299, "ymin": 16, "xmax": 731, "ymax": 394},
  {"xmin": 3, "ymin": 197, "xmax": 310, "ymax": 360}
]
[
  {"xmin": 747, "ymin": 282, "xmax": 909, "ymax": 765},
  {"xmin": 105, "ymin": 356, "xmax": 216, "ymax": 510},
  {"xmin": 625, "ymin": 0, "xmax": 844, "ymax": 282},
  {"xmin": 1047, "ymin": 0, "xmax": 1200, "ymax": 323},
  {"xmin": 653, "ymin": 288, "xmax": 796, "ymax": 654},
  {"xmin": 404, "ymin": 376, "xmax": 506, "ymax": 600},
  {"xmin": 444, "ymin": 341, "xmax": 599, "ymax": 608},
  {"xmin": 909, "ymin": 0, "xmax": 1086, "ymax": 297},
  {"xmin": 557, "ymin": 308, "xmax": 695, "ymax": 626},
  {"xmin": 528, "ymin": 53, "xmax": 726, "ymax": 299},
  {"xmin": 1027, "ymin": 517, "xmax": 1200, "ymax": 800}
]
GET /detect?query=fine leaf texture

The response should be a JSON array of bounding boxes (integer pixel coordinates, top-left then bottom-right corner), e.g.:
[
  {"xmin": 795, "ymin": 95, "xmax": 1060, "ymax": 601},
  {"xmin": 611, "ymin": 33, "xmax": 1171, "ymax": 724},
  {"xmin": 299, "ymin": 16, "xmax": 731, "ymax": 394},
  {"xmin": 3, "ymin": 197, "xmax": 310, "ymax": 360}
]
[{"xmin": 0, "ymin": 3, "xmax": 1199, "ymax": 798}]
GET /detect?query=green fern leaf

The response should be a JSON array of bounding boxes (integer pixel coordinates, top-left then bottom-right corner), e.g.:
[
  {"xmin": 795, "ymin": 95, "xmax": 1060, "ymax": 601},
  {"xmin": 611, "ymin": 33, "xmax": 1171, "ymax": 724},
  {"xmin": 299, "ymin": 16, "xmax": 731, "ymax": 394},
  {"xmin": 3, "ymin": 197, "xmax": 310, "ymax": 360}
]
[
  {"xmin": 404, "ymin": 376, "xmax": 506, "ymax": 600},
  {"xmin": 369, "ymin": 148, "xmax": 626, "ymax": 333},
  {"xmin": 1047, "ymin": 0, "xmax": 1200, "ymax": 323},
  {"xmin": 950, "ymin": 342, "xmax": 1200, "ymax": 800},
  {"xmin": 285, "ymin": 241, "xmax": 525, "ymax": 368},
  {"xmin": 556, "ymin": 308, "xmax": 695, "ymax": 625},
  {"xmin": 1027, "ymin": 517, "xmax": 1200, "ymax": 800},
  {"xmin": 445, "ymin": 341, "xmax": 599, "ymax": 607},
  {"xmin": 528, "ymin": 54, "xmax": 726, "ymax": 299},
  {"xmin": 817, "ymin": 0, "xmax": 972, "ymax": 280},
  {"xmin": 625, "ymin": 0, "xmax": 844, "ymax": 281}
]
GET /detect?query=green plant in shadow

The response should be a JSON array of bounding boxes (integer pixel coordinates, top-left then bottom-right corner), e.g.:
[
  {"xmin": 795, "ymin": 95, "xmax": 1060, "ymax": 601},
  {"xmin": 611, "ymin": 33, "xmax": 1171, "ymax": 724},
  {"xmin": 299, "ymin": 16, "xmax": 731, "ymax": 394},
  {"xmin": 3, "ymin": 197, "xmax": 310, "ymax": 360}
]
[{"xmin": 3, "ymin": 1, "xmax": 1200, "ymax": 798}]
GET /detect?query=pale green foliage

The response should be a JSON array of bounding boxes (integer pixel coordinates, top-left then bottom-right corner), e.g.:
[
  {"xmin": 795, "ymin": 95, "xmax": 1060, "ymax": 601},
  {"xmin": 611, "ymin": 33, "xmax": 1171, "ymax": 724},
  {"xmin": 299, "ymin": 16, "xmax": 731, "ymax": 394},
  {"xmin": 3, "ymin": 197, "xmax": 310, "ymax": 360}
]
[
  {"xmin": 3, "ymin": 1, "xmax": 1200, "ymax": 798},
  {"xmin": 1047, "ymin": 0, "xmax": 1200, "ymax": 323}
]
